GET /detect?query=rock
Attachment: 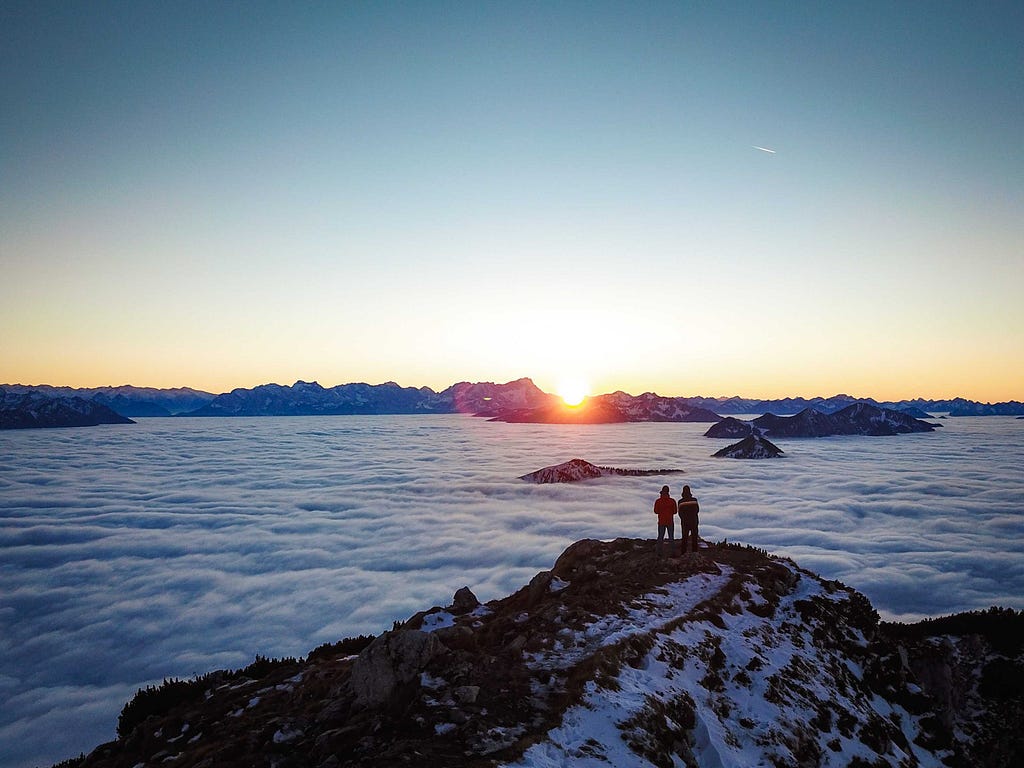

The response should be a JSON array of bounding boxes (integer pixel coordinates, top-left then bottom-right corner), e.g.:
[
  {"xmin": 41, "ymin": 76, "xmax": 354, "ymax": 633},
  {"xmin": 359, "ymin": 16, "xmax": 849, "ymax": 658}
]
[
  {"xmin": 454, "ymin": 685, "xmax": 480, "ymax": 704},
  {"xmin": 350, "ymin": 630, "xmax": 442, "ymax": 707},
  {"xmin": 527, "ymin": 571, "xmax": 554, "ymax": 607},
  {"xmin": 504, "ymin": 634, "xmax": 527, "ymax": 655},
  {"xmin": 552, "ymin": 539, "xmax": 604, "ymax": 577},
  {"xmin": 451, "ymin": 586, "xmax": 479, "ymax": 614},
  {"xmin": 434, "ymin": 625, "xmax": 475, "ymax": 650}
]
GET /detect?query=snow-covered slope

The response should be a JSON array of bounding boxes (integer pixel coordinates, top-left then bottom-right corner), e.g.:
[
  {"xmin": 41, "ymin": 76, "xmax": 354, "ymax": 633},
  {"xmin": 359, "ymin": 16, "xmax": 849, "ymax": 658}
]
[{"xmin": 69, "ymin": 540, "xmax": 1022, "ymax": 768}]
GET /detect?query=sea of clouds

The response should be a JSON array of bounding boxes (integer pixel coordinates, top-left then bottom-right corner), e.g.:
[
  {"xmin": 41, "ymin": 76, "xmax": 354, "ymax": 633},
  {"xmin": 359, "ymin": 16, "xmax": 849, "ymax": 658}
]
[{"xmin": 1, "ymin": 414, "xmax": 1022, "ymax": 768}]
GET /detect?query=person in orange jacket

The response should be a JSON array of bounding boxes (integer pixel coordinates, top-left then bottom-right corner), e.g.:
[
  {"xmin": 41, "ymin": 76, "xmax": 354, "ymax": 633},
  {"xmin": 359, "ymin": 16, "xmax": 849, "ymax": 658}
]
[{"xmin": 654, "ymin": 485, "xmax": 677, "ymax": 558}]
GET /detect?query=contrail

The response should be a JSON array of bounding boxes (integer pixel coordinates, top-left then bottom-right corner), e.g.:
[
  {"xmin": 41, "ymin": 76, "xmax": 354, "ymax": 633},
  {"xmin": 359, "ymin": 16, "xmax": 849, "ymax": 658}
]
[{"xmin": 753, "ymin": 145, "xmax": 777, "ymax": 154}]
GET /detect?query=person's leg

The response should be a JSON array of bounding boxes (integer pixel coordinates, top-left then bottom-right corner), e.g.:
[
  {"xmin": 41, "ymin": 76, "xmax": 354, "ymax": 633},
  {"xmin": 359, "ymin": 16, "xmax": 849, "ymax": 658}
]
[
  {"xmin": 690, "ymin": 523, "xmax": 699, "ymax": 553},
  {"xmin": 657, "ymin": 524, "xmax": 666, "ymax": 557},
  {"xmin": 681, "ymin": 522, "xmax": 695, "ymax": 553}
]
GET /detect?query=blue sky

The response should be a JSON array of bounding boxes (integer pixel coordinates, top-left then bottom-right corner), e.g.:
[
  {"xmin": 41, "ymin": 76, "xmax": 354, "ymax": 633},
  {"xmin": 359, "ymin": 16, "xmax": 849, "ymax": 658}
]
[{"xmin": 2, "ymin": 1, "xmax": 1022, "ymax": 399}]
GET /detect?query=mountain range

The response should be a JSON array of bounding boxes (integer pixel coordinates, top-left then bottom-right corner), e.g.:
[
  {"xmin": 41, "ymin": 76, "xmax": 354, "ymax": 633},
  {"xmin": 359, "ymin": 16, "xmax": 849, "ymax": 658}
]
[
  {"xmin": 3, "ymin": 380, "xmax": 1022, "ymax": 430},
  {"xmin": 0, "ymin": 384, "xmax": 214, "ymax": 417},
  {"xmin": 705, "ymin": 404, "xmax": 938, "ymax": 439},
  {"xmin": 61, "ymin": 539, "xmax": 1023, "ymax": 768}
]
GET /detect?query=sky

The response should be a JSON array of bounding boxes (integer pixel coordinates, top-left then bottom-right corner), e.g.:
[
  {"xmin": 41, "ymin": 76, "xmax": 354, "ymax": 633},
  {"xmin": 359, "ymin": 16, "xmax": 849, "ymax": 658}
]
[{"xmin": 2, "ymin": 1, "xmax": 1022, "ymax": 402}]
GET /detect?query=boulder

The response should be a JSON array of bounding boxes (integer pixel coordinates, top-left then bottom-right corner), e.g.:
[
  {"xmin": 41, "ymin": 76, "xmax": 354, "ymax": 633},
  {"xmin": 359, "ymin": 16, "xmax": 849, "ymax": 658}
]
[
  {"xmin": 527, "ymin": 571, "xmax": 555, "ymax": 607},
  {"xmin": 451, "ymin": 586, "xmax": 479, "ymax": 614},
  {"xmin": 552, "ymin": 539, "xmax": 604, "ymax": 577},
  {"xmin": 350, "ymin": 630, "xmax": 441, "ymax": 707}
]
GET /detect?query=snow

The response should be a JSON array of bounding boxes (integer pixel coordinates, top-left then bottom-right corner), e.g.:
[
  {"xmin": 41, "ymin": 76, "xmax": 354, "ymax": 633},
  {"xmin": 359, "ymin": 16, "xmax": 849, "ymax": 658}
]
[
  {"xmin": 505, "ymin": 563, "xmax": 948, "ymax": 768},
  {"xmin": 272, "ymin": 725, "xmax": 302, "ymax": 744},
  {"xmin": 548, "ymin": 577, "xmax": 570, "ymax": 593},
  {"xmin": 421, "ymin": 610, "xmax": 456, "ymax": 631}
]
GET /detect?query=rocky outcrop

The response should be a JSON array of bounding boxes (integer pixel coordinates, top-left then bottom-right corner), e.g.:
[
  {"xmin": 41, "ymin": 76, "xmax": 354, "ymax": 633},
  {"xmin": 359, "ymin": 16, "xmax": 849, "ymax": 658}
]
[
  {"xmin": 518, "ymin": 457, "xmax": 684, "ymax": 483},
  {"xmin": 350, "ymin": 631, "xmax": 442, "ymax": 708},
  {"xmin": 63, "ymin": 540, "xmax": 1023, "ymax": 768},
  {"xmin": 0, "ymin": 389, "xmax": 135, "ymax": 429},
  {"xmin": 713, "ymin": 434, "xmax": 784, "ymax": 459}
]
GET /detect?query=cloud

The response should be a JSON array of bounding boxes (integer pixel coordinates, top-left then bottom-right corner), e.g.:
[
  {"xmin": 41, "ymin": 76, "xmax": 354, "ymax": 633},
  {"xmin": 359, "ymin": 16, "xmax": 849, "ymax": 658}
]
[{"xmin": 1, "ymin": 415, "xmax": 1022, "ymax": 767}]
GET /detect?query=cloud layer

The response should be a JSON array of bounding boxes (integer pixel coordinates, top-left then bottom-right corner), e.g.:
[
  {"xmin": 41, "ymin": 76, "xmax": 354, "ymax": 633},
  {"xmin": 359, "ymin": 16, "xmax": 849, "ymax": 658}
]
[{"xmin": 1, "ymin": 415, "xmax": 1022, "ymax": 767}]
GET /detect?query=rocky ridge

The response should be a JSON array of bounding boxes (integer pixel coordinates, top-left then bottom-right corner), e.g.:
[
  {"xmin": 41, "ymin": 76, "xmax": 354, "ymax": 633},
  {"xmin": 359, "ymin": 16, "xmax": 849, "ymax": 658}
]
[
  {"xmin": 64, "ymin": 540, "xmax": 1022, "ymax": 768},
  {"xmin": 518, "ymin": 458, "xmax": 685, "ymax": 483}
]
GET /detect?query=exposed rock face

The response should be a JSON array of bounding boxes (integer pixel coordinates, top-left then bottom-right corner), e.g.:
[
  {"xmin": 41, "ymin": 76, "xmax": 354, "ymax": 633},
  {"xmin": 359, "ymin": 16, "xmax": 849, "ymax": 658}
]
[
  {"xmin": 705, "ymin": 404, "xmax": 936, "ymax": 439},
  {"xmin": 450, "ymin": 587, "xmax": 479, "ymax": 615},
  {"xmin": 70, "ymin": 540, "xmax": 1022, "ymax": 768},
  {"xmin": 518, "ymin": 457, "xmax": 684, "ymax": 483},
  {"xmin": 713, "ymin": 434, "xmax": 784, "ymax": 458},
  {"xmin": 349, "ymin": 631, "xmax": 442, "ymax": 708},
  {"xmin": 0, "ymin": 389, "xmax": 135, "ymax": 429}
]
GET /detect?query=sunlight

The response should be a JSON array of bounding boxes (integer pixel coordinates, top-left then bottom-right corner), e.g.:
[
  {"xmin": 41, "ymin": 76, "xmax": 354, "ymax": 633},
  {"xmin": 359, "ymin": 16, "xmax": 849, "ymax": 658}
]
[{"xmin": 558, "ymin": 377, "xmax": 589, "ymax": 407}]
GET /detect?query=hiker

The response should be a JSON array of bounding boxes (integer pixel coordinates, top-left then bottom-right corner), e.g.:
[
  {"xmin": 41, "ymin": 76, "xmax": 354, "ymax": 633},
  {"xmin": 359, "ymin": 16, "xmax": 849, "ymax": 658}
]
[
  {"xmin": 678, "ymin": 485, "xmax": 700, "ymax": 554},
  {"xmin": 653, "ymin": 485, "xmax": 676, "ymax": 557}
]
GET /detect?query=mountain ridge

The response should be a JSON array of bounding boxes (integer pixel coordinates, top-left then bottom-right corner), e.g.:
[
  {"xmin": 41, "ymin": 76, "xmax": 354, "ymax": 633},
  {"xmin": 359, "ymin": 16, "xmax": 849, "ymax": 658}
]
[{"xmin": 5, "ymin": 381, "xmax": 1023, "ymax": 424}]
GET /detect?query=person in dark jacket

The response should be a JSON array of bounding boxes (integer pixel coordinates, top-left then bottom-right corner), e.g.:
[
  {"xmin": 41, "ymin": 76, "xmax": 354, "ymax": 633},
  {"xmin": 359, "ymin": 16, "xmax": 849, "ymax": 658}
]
[
  {"xmin": 653, "ymin": 485, "xmax": 676, "ymax": 558},
  {"xmin": 678, "ymin": 485, "xmax": 700, "ymax": 554}
]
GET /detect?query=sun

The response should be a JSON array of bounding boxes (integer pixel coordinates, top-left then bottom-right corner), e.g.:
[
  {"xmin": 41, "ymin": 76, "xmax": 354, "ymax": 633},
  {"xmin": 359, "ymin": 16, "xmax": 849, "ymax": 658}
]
[{"xmin": 558, "ymin": 377, "xmax": 590, "ymax": 407}]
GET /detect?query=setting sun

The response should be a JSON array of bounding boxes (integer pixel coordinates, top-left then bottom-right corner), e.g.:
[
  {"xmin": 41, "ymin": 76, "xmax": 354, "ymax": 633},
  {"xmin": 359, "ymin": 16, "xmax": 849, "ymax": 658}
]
[{"xmin": 558, "ymin": 378, "xmax": 590, "ymax": 407}]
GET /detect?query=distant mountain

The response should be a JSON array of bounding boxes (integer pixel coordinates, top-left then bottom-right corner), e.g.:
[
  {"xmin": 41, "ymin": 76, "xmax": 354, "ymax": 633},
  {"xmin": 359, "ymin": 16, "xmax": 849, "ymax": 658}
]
[
  {"xmin": 184, "ymin": 380, "xmax": 445, "ymax": 417},
  {"xmin": 0, "ymin": 384, "xmax": 214, "ymax": 416},
  {"xmin": 713, "ymin": 434, "xmax": 784, "ymax": 459},
  {"xmin": 518, "ymin": 457, "xmax": 685, "ymax": 483},
  {"xmin": 183, "ymin": 378, "xmax": 552, "ymax": 418},
  {"xmin": 69, "ymin": 539, "xmax": 1024, "ymax": 768},
  {"xmin": 941, "ymin": 398, "xmax": 1024, "ymax": 417},
  {"xmin": 706, "ymin": 404, "xmax": 936, "ymax": 439},
  {"xmin": 440, "ymin": 378, "xmax": 555, "ymax": 416},
  {"xmin": 688, "ymin": 393, "xmax": 1024, "ymax": 417},
  {"xmin": 489, "ymin": 391, "xmax": 721, "ymax": 424},
  {"xmin": 0, "ymin": 388, "xmax": 135, "ymax": 429}
]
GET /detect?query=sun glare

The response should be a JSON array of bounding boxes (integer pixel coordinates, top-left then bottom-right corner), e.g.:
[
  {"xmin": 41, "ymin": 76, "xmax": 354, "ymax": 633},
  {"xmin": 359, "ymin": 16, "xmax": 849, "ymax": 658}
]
[{"xmin": 558, "ymin": 378, "xmax": 589, "ymax": 407}]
